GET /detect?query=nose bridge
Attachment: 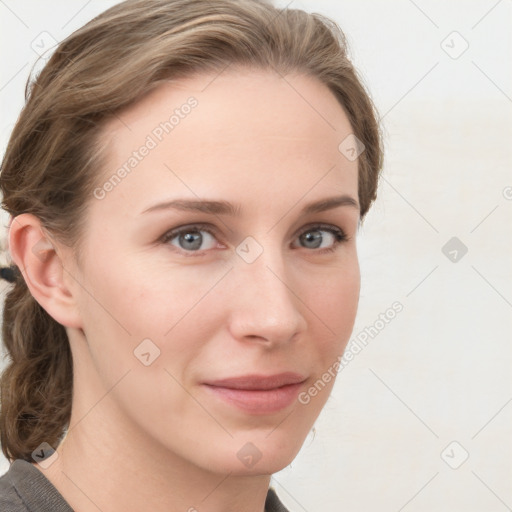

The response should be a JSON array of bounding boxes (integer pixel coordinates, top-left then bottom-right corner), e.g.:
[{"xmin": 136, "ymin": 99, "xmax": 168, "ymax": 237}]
[{"xmin": 228, "ymin": 239, "xmax": 305, "ymax": 343}]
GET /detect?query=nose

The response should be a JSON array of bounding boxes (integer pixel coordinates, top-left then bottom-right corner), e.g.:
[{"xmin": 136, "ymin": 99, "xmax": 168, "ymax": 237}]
[{"xmin": 226, "ymin": 249, "xmax": 307, "ymax": 347}]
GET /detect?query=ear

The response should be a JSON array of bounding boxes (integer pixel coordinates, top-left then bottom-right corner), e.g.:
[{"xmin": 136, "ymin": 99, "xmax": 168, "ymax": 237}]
[{"xmin": 8, "ymin": 213, "xmax": 83, "ymax": 329}]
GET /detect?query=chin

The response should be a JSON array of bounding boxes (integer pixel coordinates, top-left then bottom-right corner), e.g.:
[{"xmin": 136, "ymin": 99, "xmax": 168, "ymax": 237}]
[{"xmin": 206, "ymin": 428, "xmax": 309, "ymax": 476}]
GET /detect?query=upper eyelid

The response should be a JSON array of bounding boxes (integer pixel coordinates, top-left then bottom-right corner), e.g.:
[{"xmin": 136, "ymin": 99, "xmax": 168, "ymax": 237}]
[{"xmin": 161, "ymin": 222, "xmax": 217, "ymax": 241}]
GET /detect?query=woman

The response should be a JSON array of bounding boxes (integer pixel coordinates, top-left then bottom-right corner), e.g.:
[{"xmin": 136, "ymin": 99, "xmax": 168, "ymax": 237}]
[{"xmin": 0, "ymin": 0, "xmax": 383, "ymax": 510}]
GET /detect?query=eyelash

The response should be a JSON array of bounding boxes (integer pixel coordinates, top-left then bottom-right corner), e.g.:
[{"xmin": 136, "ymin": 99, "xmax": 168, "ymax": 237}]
[{"xmin": 160, "ymin": 223, "xmax": 349, "ymax": 257}]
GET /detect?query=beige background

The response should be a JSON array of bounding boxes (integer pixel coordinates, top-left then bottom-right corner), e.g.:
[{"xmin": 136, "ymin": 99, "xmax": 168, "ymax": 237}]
[{"xmin": 1, "ymin": 1, "xmax": 511, "ymax": 510}]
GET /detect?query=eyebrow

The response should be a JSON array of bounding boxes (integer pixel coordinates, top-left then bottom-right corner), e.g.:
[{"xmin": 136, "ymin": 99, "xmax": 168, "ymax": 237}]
[{"xmin": 141, "ymin": 194, "xmax": 359, "ymax": 216}]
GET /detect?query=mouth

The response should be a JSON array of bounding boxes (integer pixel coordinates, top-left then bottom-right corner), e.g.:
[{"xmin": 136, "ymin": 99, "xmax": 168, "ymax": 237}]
[{"xmin": 202, "ymin": 372, "xmax": 307, "ymax": 414}]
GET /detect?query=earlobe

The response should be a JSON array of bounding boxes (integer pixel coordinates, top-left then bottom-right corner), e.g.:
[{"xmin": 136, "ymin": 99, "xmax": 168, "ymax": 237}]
[{"xmin": 8, "ymin": 213, "xmax": 83, "ymax": 329}]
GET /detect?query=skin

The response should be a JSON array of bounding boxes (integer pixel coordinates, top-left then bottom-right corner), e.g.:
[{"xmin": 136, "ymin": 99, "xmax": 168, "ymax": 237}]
[{"xmin": 9, "ymin": 67, "xmax": 361, "ymax": 512}]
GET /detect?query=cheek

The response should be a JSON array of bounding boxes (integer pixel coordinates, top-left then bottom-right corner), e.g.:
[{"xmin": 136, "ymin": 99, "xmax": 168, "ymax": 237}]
[
  {"xmin": 75, "ymin": 258, "xmax": 226, "ymax": 379},
  {"xmin": 306, "ymin": 260, "xmax": 360, "ymax": 361},
  {"xmin": 80, "ymin": 256, "xmax": 206, "ymax": 333},
  {"xmin": 73, "ymin": 264, "xmax": 207, "ymax": 429},
  {"xmin": 332, "ymin": 267, "xmax": 360, "ymax": 332}
]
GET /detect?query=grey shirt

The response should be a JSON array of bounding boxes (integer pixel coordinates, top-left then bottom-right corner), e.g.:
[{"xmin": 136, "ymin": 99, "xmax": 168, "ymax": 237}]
[{"xmin": 0, "ymin": 459, "xmax": 289, "ymax": 511}]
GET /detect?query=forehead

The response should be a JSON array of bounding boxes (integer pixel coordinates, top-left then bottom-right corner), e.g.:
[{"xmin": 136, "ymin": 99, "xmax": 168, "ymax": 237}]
[{"xmin": 94, "ymin": 68, "xmax": 358, "ymax": 216}]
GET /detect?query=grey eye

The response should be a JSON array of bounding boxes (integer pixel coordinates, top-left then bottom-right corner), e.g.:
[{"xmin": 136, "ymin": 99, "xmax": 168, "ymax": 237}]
[
  {"xmin": 297, "ymin": 228, "xmax": 342, "ymax": 250},
  {"xmin": 167, "ymin": 228, "xmax": 217, "ymax": 252}
]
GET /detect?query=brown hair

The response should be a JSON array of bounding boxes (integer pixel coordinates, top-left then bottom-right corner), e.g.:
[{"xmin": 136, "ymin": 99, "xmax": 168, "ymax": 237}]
[{"xmin": 0, "ymin": 0, "xmax": 383, "ymax": 462}]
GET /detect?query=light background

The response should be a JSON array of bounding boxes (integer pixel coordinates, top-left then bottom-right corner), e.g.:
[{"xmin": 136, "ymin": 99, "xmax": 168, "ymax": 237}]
[{"xmin": 0, "ymin": 1, "xmax": 511, "ymax": 511}]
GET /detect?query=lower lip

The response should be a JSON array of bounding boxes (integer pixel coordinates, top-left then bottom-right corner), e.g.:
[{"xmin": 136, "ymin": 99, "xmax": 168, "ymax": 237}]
[{"xmin": 203, "ymin": 382, "xmax": 304, "ymax": 414}]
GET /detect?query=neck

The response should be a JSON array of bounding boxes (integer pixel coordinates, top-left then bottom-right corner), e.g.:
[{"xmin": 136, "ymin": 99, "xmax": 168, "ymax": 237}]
[{"xmin": 33, "ymin": 337, "xmax": 272, "ymax": 512}]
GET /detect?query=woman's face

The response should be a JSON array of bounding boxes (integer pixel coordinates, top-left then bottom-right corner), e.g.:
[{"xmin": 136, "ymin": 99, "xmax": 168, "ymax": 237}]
[{"xmin": 67, "ymin": 68, "xmax": 361, "ymax": 475}]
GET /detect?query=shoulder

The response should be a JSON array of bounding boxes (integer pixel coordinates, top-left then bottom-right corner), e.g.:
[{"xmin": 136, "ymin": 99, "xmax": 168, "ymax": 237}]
[
  {"xmin": 0, "ymin": 459, "xmax": 72, "ymax": 512},
  {"xmin": 0, "ymin": 460, "xmax": 29, "ymax": 511},
  {"xmin": 265, "ymin": 486, "xmax": 290, "ymax": 512}
]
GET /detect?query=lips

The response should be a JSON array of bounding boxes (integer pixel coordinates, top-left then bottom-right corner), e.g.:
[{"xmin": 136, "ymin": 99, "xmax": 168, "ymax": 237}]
[{"xmin": 202, "ymin": 372, "xmax": 307, "ymax": 414}]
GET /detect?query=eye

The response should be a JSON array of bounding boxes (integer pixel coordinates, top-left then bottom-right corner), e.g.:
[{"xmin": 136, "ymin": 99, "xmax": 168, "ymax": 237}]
[
  {"xmin": 160, "ymin": 222, "xmax": 348, "ymax": 257},
  {"xmin": 294, "ymin": 224, "xmax": 348, "ymax": 252},
  {"xmin": 161, "ymin": 224, "xmax": 220, "ymax": 254}
]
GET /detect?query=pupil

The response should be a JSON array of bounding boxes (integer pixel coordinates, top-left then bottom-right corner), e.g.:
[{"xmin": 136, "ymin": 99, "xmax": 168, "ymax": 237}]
[
  {"xmin": 181, "ymin": 231, "xmax": 202, "ymax": 250},
  {"xmin": 303, "ymin": 231, "xmax": 321, "ymax": 248}
]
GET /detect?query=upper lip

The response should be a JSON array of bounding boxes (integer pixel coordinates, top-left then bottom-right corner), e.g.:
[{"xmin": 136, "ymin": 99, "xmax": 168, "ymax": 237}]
[{"xmin": 204, "ymin": 372, "xmax": 307, "ymax": 391}]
